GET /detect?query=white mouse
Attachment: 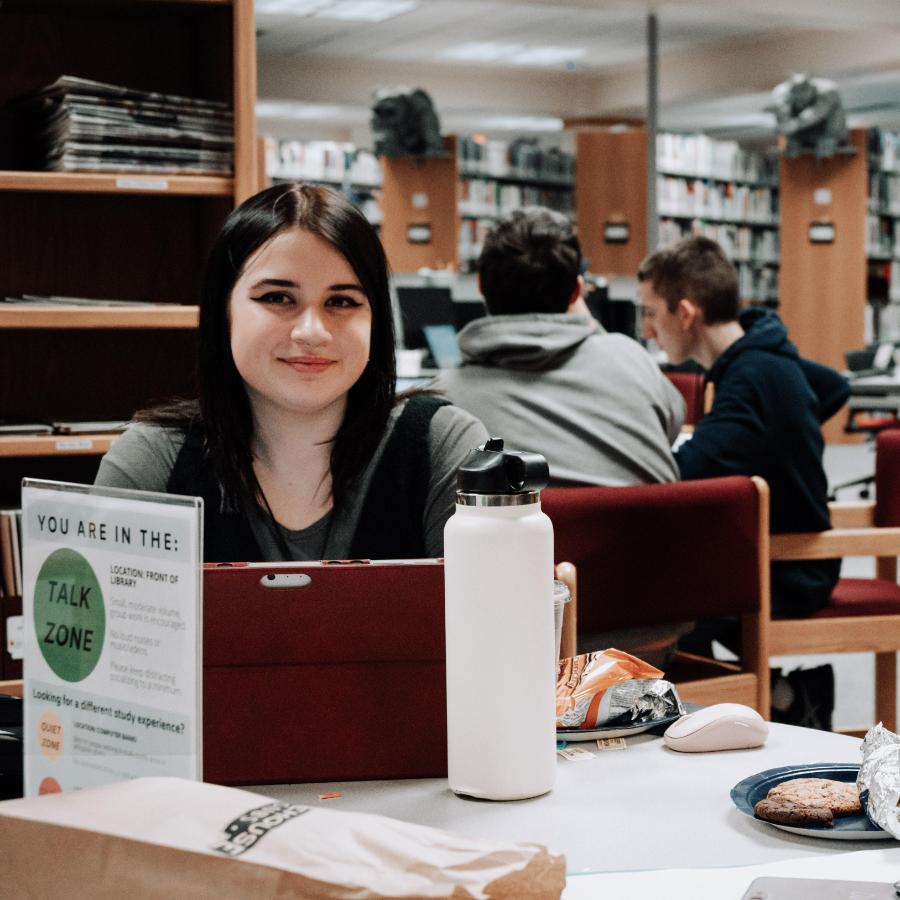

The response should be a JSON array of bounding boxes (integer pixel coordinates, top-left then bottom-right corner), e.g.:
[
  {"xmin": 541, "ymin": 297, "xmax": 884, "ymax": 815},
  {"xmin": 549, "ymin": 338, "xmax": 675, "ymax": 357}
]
[{"xmin": 663, "ymin": 703, "xmax": 768, "ymax": 752}]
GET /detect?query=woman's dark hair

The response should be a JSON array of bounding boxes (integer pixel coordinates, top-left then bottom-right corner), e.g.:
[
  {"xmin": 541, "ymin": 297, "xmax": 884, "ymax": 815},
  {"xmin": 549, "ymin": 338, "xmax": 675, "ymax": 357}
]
[
  {"xmin": 477, "ymin": 206, "xmax": 581, "ymax": 315},
  {"xmin": 139, "ymin": 182, "xmax": 396, "ymax": 511}
]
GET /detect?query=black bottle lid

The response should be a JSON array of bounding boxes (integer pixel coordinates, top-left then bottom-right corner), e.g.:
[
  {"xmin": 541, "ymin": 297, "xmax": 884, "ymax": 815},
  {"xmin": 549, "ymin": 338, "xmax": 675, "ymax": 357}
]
[{"xmin": 456, "ymin": 438, "xmax": 550, "ymax": 496}]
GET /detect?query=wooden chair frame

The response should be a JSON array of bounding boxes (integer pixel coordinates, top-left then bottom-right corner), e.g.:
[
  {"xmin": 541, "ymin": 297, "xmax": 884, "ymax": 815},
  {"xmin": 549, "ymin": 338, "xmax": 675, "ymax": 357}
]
[{"xmin": 770, "ymin": 498, "xmax": 900, "ymax": 732}]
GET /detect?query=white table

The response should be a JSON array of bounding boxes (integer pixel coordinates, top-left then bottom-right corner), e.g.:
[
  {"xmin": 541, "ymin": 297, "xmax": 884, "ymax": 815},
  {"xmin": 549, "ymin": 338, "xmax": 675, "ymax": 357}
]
[{"xmin": 251, "ymin": 724, "xmax": 887, "ymax": 877}]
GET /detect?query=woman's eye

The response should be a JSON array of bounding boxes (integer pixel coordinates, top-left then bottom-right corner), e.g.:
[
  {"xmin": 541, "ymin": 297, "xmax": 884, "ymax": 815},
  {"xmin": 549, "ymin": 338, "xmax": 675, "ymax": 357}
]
[
  {"xmin": 251, "ymin": 291, "xmax": 292, "ymax": 305},
  {"xmin": 327, "ymin": 294, "xmax": 364, "ymax": 309}
]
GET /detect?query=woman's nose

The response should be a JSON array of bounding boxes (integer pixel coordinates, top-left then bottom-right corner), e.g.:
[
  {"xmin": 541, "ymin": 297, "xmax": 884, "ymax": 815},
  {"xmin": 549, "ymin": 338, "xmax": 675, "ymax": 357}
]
[{"xmin": 290, "ymin": 307, "xmax": 330, "ymax": 345}]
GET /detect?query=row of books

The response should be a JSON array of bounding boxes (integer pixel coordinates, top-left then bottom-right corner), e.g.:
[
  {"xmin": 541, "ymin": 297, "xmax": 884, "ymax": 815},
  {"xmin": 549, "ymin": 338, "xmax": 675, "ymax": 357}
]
[
  {"xmin": 869, "ymin": 130, "xmax": 900, "ymax": 175},
  {"xmin": 458, "ymin": 178, "xmax": 575, "ymax": 218},
  {"xmin": 457, "ymin": 136, "xmax": 575, "ymax": 185},
  {"xmin": 866, "ymin": 215, "xmax": 900, "ymax": 260},
  {"xmin": 658, "ymin": 176, "xmax": 779, "ymax": 224},
  {"xmin": 0, "ymin": 510, "xmax": 22, "ymax": 601},
  {"xmin": 264, "ymin": 137, "xmax": 382, "ymax": 187},
  {"xmin": 656, "ymin": 133, "xmax": 779, "ymax": 185},
  {"xmin": 11, "ymin": 76, "xmax": 233, "ymax": 176},
  {"xmin": 1, "ymin": 294, "xmax": 170, "ymax": 308},
  {"xmin": 869, "ymin": 172, "xmax": 900, "ymax": 216},
  {"xmin": 0, "ymin": 420, "xmax": 128, "ymax": 436},
  {"xmin": 659, "ymin": 219, "xmax": 779, "ymax": 264}
]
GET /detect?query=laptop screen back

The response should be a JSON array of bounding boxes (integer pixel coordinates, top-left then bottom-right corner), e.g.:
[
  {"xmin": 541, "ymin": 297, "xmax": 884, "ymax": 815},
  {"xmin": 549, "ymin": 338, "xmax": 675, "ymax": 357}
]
[{"xmin": 423, "ymin": 323, "xmax": 462, "ymax": 369}]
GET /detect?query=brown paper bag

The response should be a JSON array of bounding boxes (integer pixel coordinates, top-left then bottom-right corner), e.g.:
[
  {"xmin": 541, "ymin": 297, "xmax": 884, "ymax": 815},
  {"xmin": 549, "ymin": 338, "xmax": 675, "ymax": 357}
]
[{"xmin": 0, "ymin": 777, "xmax": 565, "ymax": 898}]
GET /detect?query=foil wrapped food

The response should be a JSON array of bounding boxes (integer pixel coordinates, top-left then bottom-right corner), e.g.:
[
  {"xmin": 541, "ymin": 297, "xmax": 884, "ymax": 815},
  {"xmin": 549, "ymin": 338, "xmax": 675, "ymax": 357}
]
[
  {"xmin": 858, "ymin": 723, "xmax": 900, "ymax": 838},
  {"xmin": 556, "ymin": 648, "xmax": 684, "ymax": 730}
]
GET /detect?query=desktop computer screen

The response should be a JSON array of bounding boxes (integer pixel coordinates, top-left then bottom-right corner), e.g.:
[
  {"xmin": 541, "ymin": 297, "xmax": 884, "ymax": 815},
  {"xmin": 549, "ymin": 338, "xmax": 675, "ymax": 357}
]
[{"xmin": 396, "ymin": 286, "xmax": 455, "ymax": 350}]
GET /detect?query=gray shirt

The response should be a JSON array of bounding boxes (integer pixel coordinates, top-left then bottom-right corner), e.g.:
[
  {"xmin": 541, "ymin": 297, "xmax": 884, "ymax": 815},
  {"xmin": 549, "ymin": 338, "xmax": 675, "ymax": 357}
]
[
  {"xmin": 94, "ymin": 401, "xmax": 488, "ymax": 560},
  {"xmin": 433, "ymin": 314, "xmax": 684, "ymax": 486}
]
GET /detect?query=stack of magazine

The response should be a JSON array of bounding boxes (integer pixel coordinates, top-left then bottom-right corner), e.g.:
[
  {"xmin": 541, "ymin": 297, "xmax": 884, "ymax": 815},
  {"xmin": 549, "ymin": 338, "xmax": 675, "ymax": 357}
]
[{"xmin": 11, "ymin": 76, "xmax": 233, "ymax": 175}]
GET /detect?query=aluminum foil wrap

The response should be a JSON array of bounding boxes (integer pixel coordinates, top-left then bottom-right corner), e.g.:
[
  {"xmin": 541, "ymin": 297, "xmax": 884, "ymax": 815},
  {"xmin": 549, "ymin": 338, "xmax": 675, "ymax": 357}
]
[
  {"xmin": 556, "ymin": 648, "xmax": 685, "ymax": 730},
  {"xmin": 858, "ymin": 723, "xmax": 900, "ymax": 838}
]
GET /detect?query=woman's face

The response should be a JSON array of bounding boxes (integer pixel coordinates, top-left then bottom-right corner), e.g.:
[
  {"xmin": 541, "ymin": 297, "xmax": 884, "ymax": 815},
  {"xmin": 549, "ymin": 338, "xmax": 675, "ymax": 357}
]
[{"xmin": 228, "ymin": 227, "xmax": 372, "ymax": 419}]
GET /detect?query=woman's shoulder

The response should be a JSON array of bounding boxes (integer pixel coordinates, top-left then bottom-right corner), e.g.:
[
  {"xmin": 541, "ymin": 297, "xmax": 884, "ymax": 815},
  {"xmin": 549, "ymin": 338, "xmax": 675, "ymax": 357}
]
[
  {"xmin": 94, "ymin": 421, "xmax": 188, "ymax": 491},
  {"xmin": 393, "ymin": 392, "xmax": 488, "ymax": 442}
]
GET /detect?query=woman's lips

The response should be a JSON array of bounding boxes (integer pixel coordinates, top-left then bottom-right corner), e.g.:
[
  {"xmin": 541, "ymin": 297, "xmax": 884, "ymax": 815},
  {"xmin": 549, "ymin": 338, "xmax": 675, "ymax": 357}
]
[{"xmin": 282, "ymin": 356, "xmax": 336, "ymax": 373}]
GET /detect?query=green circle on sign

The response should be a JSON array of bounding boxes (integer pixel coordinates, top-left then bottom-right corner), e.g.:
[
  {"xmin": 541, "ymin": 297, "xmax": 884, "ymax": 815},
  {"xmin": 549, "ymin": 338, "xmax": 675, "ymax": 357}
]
[{"xmin": 34, "ymin": 548, "xmax": 105, "ymax": 682}]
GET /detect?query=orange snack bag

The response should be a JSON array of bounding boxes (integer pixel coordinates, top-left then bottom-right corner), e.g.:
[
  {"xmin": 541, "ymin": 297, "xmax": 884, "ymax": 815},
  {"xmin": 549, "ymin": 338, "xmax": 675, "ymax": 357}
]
[{"xmin": 556, "ymin": 649, "xmax": 665, "ymax": 729}]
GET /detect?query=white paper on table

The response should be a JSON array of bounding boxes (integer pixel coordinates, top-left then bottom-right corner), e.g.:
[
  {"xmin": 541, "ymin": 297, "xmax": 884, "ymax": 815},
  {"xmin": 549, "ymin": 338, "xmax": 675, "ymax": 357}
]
[{"xmin": 563, "ymin": 846, "xmax": 900, "ymax": 899}]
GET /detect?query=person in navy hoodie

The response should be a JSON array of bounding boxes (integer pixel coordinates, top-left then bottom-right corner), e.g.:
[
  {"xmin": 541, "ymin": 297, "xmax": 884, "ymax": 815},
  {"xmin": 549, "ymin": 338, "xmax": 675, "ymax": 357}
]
[{"xmin": 638, "ymin": 235, "xmax": 850, "ymax": 728}]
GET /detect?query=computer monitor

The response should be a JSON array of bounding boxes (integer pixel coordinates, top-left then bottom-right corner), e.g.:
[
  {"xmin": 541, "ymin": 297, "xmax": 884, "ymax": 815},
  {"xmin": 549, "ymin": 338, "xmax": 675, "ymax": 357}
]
[
  {"xmin": 396, "ymin": 286, "xmax": 455, "ymax": 350},
  {"xmin": 453, "ymin": 299, "xmax": 487, "ymax": 331}
]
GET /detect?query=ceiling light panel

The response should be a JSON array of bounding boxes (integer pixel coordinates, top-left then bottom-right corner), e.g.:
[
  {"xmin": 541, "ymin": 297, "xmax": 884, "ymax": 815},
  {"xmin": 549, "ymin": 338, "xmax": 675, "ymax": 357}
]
[
  {"xmin": 314, "ymin": 0, "xmax": 418, "ymax": 22},
  {"xmin": 439, "ymin": 42, "xmax": 525, "ymax": 63},
  {"xmin": 256, "ymin": 0, "xmax": 331, "ymax": 14},
  {"xmin": 508, "ymin": 46, "xmax": 586, "ymax": 66}
]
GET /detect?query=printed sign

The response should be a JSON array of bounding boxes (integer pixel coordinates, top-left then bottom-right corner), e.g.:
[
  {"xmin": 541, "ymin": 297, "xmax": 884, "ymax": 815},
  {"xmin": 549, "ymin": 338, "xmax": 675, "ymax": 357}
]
[{"xmin": 21, "ymin": 480, "xmax": 203, "ymax": 796}]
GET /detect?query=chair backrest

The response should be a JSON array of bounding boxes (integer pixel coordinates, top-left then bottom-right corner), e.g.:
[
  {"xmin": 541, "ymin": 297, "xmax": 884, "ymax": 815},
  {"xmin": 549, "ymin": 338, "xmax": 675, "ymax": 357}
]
[
  {"xmin": 876, "ymin": 429, "xmax": 900, "ymax": 527},
  {"xmin": 664, "ymin": 371, "xmax": 706, "ymax": 425},
  {"xmin": 542, "ymin": 476, "xmax": 767, "ymax": 636}
]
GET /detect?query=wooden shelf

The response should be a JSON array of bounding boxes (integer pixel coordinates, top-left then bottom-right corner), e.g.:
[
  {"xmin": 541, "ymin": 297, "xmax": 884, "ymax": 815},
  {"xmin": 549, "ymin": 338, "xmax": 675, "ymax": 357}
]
[
  {"xmin": 0, "ymin": 433, "xmax": 120, "ymax": 458},
  {"xmin": 0, "ymin": 305, "xmax": 199, "ymax": 329},
  {"xmin": 659, "ymin": 208, "xmax": 778, "ymax": 227},
  {"xmin": 458, "ymin": 170, "xmax": 574, "ymax": 191},
  {"xmin": 657, "ymin": 168, "xmax": 778, "ymax": 189},
  {"xmin": 0, "ymin": 171, "xmax": 234, "ymax": 197}
]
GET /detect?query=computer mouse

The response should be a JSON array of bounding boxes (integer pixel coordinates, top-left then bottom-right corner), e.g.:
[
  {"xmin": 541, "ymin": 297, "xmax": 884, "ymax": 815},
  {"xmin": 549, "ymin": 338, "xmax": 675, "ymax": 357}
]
[{"xmin": 663, "ymin": 703, "xmax": 768, "ymax": 752}]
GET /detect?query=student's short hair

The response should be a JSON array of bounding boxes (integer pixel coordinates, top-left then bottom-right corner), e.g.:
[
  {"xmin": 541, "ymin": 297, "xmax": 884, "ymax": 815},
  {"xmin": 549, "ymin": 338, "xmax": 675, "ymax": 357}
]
[
  {"xmin": 477, "ymin": 207, "xmax": 581, "ymax": 315},
  {"xmin": 637, "ymin": 235, "xmax": 739, "ymax": 325}
]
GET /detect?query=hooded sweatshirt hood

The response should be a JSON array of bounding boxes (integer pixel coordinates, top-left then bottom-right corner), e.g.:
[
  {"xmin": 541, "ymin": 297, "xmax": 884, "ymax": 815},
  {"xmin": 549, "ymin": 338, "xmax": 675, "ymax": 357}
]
[
  {"xmin": 457, "ymin": 313, "xmax": 597, "ymax": 371},
  {"xmin": 709, "ymin": 307, "xmax": 798, "ymax": 379}
]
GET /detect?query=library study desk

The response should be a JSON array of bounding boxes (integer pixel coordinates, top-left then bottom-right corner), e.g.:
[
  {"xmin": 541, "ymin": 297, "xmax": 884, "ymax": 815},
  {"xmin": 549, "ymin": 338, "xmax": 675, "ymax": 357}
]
[{"xmin": 252, "ymin": 724, "xmax": 889, "ymax": 878}]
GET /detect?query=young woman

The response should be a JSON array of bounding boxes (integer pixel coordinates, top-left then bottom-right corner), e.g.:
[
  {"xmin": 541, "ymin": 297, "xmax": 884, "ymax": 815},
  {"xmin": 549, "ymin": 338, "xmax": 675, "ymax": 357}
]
[{"xmin": 95, "ymin": 182, "xmax": 487, "ymax": 561}]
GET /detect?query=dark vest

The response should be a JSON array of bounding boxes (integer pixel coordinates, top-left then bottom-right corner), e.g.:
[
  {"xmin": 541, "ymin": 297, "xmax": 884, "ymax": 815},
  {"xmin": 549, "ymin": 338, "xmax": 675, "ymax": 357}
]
[{"xmin": 167, "ymin": 395, "xmax": 450, "ymax": 562}]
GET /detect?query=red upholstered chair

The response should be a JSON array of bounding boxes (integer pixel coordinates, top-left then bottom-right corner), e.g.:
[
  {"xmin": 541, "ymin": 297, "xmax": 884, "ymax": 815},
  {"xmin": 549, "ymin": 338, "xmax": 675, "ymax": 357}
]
[
  {"xmin": 542, "ymin": 476, "xmax": 770, "ymax": 714},
  {"xmin": 770, "ymin": 429, "xmax": 900, "ymax": 732},
  {"xmin": 664, "ymin": 371, "xmax": 712, "ymax": 426}
]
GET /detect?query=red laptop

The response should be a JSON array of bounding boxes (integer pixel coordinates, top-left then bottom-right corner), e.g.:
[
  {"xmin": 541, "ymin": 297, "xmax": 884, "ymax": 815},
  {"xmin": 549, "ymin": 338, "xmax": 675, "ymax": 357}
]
[{"xmin": 202, "ymin": 560, "xmax": 446, "ymax": 786}]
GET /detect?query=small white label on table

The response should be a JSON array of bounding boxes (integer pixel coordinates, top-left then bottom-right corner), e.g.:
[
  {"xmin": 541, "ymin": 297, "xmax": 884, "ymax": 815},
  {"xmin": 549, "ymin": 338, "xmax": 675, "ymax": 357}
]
[
  {"xmin": 595, "ymin": 738, "xmax": 626, "ymax": 751},
  {"xmin": 21, "ymin": 480, "xmax": 203, "ymax": 796},
  {"xmin": 558, "ymin": 745, "xmax": 596, "ymax": 761},
  {"xmin": 115, "ymin": 178, "xmax": 170, "ymax": 192}
]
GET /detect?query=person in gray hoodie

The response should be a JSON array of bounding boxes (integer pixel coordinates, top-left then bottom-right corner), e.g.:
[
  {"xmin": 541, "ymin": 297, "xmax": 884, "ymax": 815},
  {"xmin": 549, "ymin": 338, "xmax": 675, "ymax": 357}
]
[{"xmin": 433, "ymin": 207, "xmax": 685, "ymax": 486}]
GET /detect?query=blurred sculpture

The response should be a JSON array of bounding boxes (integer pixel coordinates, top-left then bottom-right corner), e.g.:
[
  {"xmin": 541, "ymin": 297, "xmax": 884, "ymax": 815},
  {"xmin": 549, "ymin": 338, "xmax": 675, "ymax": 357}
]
[
  {"xmin": 371, "ymin": 87, "xmax": 444, "ymax": 158},
  {"xmin": 767, "ymin": 74, "xmax": 853, "ymax": 159}
]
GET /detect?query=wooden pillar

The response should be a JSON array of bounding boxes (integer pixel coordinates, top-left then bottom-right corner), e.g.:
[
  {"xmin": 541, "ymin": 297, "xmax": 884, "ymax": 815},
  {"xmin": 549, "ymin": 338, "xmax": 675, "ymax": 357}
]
[
  {"xmin": 380, "ymin": 137, "xmax": 459, "ymax": 273},
  {"xmin": 574, "ymin": 128, "xmax": 648, "ymax": 277},
  {"xmin": 778, "ymin": 129, "xmax": 867, "ymax": 442}
]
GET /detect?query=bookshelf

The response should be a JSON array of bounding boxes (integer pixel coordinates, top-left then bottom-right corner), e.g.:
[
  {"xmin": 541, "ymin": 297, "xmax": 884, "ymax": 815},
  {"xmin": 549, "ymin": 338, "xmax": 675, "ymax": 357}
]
[
  {"xmin": 656, "ymin": 134, "xmax": 780, "ymax": 306},
  {"xmin": 575, "ymin": 128, "xmax": 780, "ymax": 304},
  {"xmin": 457, "ymin": 136, "xmax": 575, "ymax": 272},
  {"xmin": 263, "ymin": 136, "xmax": 383, "ymax": 226},
  {"xmin": 866, "ymin": 130, "xmax": 900, "ymax": 341},
  {"xmin": 778, "ymin": 128, "xmax": 867, "ymax": 443},
  {"xmin": 0, "ymin": 0, "xmax": 258, "ymax": 505}
]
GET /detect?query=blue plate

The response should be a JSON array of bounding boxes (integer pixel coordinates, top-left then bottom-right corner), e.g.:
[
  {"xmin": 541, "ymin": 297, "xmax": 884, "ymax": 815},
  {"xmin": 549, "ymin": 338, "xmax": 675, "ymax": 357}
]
[
  {"xmin": 731, "ymin": 762, "xmax": 893, "ymax": 840},
  {"xmin": 557, "ymin": 710, "xmax": 682, "ymax": 741}
]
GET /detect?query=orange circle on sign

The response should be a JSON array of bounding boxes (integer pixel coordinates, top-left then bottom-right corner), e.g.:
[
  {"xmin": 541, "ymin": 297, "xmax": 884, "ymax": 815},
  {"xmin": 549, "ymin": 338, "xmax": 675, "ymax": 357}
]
[
  {"xmin": 38, "ymin": 777, "xmax": 62, "ymax": 795},
  {"xmin": 38, "ymin": 711, "xmax": 64, "ymax": 760}
]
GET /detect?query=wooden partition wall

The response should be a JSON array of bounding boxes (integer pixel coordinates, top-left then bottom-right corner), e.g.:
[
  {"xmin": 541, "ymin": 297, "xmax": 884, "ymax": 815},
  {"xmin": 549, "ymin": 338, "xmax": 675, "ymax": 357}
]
[
  {"xmin": 778, "ymin": 129, "xmax": 868, "ymax": 443},
  {"xmin": 574, "ymin": 128, "xmax": 648, "ymax": 276},
  {"xmin": 380, "ymin": 137, "xmax": 459, "ymax": 272}
]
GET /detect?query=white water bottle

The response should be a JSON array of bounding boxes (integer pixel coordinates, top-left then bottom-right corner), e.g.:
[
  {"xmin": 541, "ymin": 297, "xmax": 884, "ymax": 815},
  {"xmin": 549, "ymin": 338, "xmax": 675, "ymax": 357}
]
[{"xmin": 444, "ymin": 438, "xmax": 556, "ymax": 800}]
